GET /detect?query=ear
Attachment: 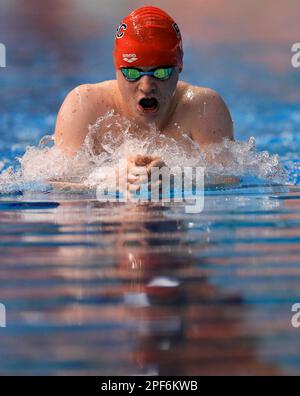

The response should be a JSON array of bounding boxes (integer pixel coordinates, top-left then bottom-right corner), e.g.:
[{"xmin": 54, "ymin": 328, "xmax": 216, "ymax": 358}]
[{"xmin": 178, "ymin": 65, "xmax": 183, "ymax": 74}]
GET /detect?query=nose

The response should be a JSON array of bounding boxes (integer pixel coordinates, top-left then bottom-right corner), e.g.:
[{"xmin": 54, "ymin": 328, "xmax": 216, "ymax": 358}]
[{"xmin": 138, "ymin": 75, "xmax": 156, "ymax": 95}]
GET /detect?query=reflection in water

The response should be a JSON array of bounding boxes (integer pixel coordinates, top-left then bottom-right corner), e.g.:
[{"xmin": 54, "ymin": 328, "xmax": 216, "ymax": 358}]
[{"xmin": 0, "ymin": 195, "xmax": 286, "ymax": 375}]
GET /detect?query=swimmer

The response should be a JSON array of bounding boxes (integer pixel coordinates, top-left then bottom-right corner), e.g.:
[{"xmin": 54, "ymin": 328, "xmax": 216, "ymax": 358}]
[{"xmin": 54, "ymin": 5, "xmax": 234, "ymax": 188}]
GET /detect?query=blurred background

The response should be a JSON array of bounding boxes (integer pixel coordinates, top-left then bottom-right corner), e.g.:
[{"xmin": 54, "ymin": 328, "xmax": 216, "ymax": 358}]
[
  {"xmin": 0, "ymin": 0, "xmax": 299, "ymax": 180},
  {"xmin": 1, "ymin": 1, "xmax": 300, "ymax": 376}
]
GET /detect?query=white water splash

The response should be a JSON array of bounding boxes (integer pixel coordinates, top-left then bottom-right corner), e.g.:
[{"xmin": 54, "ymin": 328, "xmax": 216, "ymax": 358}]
[{"xmin": 0, "ymin": 111, "xmax": 287, "ymax": 193}]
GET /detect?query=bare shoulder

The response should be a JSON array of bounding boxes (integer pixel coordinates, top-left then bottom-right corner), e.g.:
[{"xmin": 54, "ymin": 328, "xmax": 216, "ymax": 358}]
[
  {"xmin": 54, "ymin": 80, "xmax": 116, "ymax": 155},
  {"xmin": 177, "ymin": 81, "xmax": 234, "ymax": 145},
  {"xmin": 63, "ymin": 80, "xmax": 115, "ymax": 109},
  {"xmin": 178, "ymin": 82, "xmax": 225, "ymax": 107}
]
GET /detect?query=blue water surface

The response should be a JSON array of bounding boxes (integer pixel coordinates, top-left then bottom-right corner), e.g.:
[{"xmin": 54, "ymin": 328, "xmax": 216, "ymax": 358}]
[{"xmin": 0, "ymin": 1, "xmax": 300, "ymax": 376}]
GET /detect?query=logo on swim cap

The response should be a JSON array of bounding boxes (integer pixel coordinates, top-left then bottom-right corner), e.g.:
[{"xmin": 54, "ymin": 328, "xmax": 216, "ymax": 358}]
[
  {"xmin": 122, "ymin": 53, "xmax": 138, "ymax": 63},
  {"xmin": 172, "ymin": 23, "xmax": 181, "ymax": 39},
  {"xmin": 116, "ymin": 23, "xmax": 127, "ymax": 39}
]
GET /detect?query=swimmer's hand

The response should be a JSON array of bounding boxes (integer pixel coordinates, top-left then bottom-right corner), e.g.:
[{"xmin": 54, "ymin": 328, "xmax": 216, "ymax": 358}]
[{"xmin": 126, "ymin": 154, "xmax": 166, "ymax": 193}]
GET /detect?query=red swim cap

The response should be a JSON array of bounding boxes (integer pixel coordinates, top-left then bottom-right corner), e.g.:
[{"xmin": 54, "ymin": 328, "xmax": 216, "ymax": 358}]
[{"xmin": 113, "ymin": 6, "xmax": 183, "ymax": 71}]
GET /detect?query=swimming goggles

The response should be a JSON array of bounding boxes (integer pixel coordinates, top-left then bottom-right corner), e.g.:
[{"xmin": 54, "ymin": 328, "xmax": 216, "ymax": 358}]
[{"xmin": 121, "ymin": 67, "xmax": 174, "ymax": 81}]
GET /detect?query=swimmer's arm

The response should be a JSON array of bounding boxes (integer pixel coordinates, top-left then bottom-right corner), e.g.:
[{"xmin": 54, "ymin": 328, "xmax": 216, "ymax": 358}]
[
  {"xmin": 191, "ymin": 89, "xmax": 240, "ymax": 185},
  {"xmin": 54, "ymin": 84, "xmax": 97, "ymax": 157}
]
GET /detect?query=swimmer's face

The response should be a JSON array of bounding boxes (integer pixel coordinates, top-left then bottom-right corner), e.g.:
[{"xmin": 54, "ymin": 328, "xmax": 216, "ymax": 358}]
[{"xmin": 116, "ymin": 66, "xmax": 180, "ymax": 125}]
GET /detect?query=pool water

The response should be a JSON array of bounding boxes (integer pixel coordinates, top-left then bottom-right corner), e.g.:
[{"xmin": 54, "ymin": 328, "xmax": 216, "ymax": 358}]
[{"xmin": 0, "ymin": 1, "xmax": 300, "ymax": 375}]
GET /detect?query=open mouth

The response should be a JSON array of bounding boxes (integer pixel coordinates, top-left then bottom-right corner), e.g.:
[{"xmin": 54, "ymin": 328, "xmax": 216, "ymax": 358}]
[{"xmin": 138, "ymin": 97, "xmax": 159, "ymax": 113}]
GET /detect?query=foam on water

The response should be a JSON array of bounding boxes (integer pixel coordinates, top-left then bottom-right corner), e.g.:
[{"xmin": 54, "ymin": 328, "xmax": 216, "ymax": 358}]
[{"xmin": 0, "ymin": 111, "xmax": 288, "ymax": 194}]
